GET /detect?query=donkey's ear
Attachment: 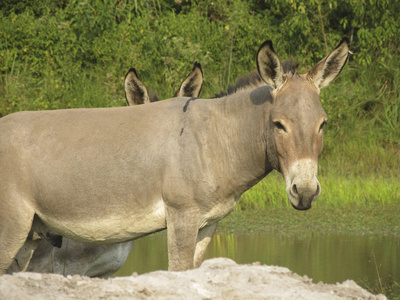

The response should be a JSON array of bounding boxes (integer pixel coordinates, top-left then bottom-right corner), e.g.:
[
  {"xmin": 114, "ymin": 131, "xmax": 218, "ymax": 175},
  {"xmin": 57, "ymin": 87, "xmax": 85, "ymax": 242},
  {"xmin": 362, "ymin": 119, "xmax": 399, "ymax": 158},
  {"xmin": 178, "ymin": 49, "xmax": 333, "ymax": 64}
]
[
  {"xmin": 256, "ymin": 40, "xmax": 285, "ymax": 90},
  {"xmin": 307, "ymin": 37, "xmax": 350, "ymax": 91},
  {"xmin": 174, "ymin": 61, "xmax": 203, "ymax": 98},
  {"xmin": 124, "ymin": 68, "xmax": 150, "ymax": 106}
]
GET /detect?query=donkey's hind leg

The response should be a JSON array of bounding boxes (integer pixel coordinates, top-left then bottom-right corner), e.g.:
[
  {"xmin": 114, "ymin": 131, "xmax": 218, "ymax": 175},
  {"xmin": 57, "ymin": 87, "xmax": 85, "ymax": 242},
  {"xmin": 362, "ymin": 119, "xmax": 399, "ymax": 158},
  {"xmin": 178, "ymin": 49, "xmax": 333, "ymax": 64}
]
[
  {"xmin": 194, "ymin": 223, "xmax": 217, "ymax": 268},
  {"xmin": 0, "ymin": 193, "xmax": 36, "ymax": 275},
  {"xmin": 6, "ymin": 237, "xmax": 42, "ymax": 274}
]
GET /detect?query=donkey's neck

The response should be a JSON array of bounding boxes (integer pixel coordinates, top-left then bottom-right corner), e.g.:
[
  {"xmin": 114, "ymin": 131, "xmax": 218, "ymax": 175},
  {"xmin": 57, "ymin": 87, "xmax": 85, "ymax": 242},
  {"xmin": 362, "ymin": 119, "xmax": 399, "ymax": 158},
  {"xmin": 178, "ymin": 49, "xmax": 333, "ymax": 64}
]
[{"xmin": 196, "ymin": 86, "xmax": 273, "ymax": 199}]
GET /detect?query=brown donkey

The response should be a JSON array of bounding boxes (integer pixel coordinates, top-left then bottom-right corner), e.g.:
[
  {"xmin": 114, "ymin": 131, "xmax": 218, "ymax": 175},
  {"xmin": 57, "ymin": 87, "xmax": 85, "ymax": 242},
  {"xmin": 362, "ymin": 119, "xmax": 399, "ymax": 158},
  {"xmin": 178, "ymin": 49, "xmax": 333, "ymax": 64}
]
[
  {"xmin": 0, "ymin": 39, "xmax": 349, "ymax": 274},
  {"xmin": 7, "ymin": 63, "xmax": 203, "ymax": 277}
]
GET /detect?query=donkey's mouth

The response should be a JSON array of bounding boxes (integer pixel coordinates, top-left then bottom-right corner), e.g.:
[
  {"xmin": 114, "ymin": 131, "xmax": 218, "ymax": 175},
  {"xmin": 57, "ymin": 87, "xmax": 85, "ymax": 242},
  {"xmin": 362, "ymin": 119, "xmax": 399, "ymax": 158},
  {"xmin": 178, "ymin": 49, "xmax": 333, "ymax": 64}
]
[
  {"xmin": 288, "ymin": 190, "xmax": 314, "ymax": 211},
  {"xmin": 291, "ymin": 202, "xmax": 312, "ymax": 211}
]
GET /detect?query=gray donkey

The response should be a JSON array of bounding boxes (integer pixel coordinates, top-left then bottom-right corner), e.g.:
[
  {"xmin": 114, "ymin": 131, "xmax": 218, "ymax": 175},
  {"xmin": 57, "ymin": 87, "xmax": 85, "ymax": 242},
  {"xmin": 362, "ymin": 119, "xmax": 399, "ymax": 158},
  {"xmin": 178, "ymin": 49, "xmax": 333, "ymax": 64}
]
[
  {"xmin": 0, "ymin": 38, "xmax": 349, "ymax": 274},
  {"xmin": 6, "ymin": 62, "xmax": 203, "ymax": 277}
]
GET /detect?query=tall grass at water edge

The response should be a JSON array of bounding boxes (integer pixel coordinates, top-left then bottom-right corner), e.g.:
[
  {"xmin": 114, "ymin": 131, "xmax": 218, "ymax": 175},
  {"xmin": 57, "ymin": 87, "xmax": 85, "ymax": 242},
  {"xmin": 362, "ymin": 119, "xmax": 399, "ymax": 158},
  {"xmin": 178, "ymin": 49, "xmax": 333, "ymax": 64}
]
[{"xmin": 239, "ymin": 172, "xmax": 399, "ymax": 210}]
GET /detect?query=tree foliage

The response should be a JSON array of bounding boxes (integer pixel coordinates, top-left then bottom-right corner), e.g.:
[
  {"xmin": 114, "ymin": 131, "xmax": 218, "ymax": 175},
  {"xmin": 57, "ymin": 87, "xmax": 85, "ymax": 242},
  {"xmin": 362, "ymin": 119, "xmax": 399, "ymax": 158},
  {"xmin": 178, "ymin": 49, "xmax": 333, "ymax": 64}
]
[{"xmin": 0, "ymin": 0, "xmax": 399, "ymax": 144}]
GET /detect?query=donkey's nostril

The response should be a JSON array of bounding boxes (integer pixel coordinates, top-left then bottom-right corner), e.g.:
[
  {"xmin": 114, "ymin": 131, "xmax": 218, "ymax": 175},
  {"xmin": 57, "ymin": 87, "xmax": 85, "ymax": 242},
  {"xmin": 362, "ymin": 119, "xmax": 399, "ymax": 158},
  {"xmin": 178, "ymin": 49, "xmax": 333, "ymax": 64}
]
[
  {"xmin": 315, "ymin": 183, "xmax": 321, "ymax": 197},
  {"xmin": 292, "ymin": 184, "xmax": 298, "ymax": 195}
]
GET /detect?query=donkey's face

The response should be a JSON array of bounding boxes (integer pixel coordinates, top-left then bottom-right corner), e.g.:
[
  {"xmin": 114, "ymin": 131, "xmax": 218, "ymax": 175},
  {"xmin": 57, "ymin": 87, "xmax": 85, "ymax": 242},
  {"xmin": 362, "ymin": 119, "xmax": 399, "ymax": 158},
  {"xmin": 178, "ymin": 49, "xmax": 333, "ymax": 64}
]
[
  {"xmin": 269, "ymin": 74, "xmax": 327, "ymax": 210},
  {"xmin": 257, "ymin": 38, "xmax": 349, "ymax": 210}
]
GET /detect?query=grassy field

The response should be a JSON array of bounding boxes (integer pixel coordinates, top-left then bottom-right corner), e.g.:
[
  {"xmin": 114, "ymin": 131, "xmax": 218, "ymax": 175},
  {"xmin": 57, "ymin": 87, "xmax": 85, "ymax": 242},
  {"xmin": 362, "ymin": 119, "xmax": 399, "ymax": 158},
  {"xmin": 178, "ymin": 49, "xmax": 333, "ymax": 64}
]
[
  {"xmin": 239, "ymin": 167, "xmax": 399, "ymax": 210},
  {"xmin": 219, "ymin": 200, "xmax": 400, "ymax": 237}
]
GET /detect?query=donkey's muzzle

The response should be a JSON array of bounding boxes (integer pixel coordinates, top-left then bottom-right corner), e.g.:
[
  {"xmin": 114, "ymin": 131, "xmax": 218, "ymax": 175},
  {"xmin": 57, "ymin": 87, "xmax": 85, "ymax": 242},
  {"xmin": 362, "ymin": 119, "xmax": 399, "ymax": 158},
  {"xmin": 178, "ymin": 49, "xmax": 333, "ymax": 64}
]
[
  {"xmin": 286, "ymin": 159, "xmax": 321, "ymax": 210},
  {"xmin": 288, "ymin": 180, "xmax": 321, "ymax": 210}
]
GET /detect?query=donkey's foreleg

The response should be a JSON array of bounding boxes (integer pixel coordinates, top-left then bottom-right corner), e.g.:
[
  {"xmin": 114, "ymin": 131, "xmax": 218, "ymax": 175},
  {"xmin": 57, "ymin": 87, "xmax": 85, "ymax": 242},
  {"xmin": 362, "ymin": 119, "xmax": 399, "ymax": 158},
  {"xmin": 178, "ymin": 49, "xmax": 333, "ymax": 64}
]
[
  {"xmin": 194, "ymin": 223, "xmax": 217, "ymax": 268},
  {"xmin": 166, "ymin": 207, "xmax": 199, "ymax": 271}
]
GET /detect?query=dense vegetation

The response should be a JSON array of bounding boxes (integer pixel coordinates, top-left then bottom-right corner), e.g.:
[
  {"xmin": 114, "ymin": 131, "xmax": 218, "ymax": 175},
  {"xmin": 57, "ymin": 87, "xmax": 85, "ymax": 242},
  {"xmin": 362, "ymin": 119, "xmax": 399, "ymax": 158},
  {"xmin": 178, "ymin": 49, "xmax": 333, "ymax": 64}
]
[{"xmin": 0, "ymin": 0, "xmax": 399, "ymax": 206}]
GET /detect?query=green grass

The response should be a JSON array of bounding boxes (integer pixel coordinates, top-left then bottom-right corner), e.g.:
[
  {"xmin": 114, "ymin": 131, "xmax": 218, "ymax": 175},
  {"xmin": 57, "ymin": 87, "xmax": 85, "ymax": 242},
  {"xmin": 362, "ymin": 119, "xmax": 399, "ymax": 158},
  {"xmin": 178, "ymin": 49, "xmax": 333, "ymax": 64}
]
[
  {"xmin": 219, "ymin": 202, "xmax": 400, "ymax": 237},
  {"xmin": 319, "ymin": 176, "xmax": 399, "ymax": 206},
  {"xmin": 238, "ymin": 171, "xmax": 399, "ymax": 210}
]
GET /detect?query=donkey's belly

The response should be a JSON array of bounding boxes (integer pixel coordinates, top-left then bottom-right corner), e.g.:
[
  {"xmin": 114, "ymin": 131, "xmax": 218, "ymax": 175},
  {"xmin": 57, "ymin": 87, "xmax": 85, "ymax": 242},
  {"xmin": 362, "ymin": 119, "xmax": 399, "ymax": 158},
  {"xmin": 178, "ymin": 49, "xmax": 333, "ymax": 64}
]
[{"xmin": 37, "ymin": 199, "xmax": 166, "ymax": 244}]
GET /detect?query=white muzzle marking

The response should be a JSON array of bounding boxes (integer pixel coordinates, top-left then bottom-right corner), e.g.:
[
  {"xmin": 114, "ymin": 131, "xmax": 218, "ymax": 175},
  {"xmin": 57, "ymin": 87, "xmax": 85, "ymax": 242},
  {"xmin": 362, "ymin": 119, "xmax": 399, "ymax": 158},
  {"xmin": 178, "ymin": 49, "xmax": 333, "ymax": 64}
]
[{"xmin": 285, "ymin": 158, "xmax": 321, "ymax": 210}]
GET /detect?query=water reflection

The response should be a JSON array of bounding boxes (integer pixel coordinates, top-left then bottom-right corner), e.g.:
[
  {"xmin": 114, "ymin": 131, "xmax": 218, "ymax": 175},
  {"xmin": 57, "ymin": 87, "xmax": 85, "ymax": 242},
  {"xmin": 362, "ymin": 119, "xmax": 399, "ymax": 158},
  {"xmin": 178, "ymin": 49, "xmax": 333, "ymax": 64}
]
[{"xmin": 114, "ymin": 232, "xmax": 400, "ymax": 287}]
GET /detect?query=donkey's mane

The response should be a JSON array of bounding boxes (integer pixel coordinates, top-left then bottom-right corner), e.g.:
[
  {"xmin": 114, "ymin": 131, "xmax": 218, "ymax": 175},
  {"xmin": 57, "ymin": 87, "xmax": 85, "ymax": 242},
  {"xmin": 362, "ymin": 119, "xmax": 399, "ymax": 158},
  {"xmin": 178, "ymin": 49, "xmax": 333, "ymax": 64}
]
[
  {"xmin": 214, "ymin": 57, "xmax": 299, "ymax": 98},
  {"xmin": 149, "ymin": 91, "xmax": 160, "ymax": 102}
]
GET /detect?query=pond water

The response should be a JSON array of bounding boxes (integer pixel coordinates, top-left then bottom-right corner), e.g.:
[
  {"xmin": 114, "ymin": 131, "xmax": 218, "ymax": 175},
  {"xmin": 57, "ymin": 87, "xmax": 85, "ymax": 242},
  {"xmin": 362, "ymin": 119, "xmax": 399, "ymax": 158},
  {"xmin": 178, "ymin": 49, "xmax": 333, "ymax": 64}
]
[{"xmin": 114, "ymin": 232, "xmax": 400, "ymax": 288}]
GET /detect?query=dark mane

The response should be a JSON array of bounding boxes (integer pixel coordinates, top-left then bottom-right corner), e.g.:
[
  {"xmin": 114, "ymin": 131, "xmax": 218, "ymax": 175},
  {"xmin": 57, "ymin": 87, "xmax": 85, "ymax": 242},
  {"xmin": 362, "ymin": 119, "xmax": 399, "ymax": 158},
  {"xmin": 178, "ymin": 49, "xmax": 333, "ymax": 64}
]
[
  {"xmin": 149, "ymin": 90, "xmax": 160, "ymax": 102},
  {"xmin": 214, "ymin": 57, "xmax": 299, "ymax": 98},
  {"xmin": 213, "ymin": 70, "xmax": 262, "ymax": 98},
  {"xmin": 282, "ymin": 57, "xmax": 299, "ymax": 75}
]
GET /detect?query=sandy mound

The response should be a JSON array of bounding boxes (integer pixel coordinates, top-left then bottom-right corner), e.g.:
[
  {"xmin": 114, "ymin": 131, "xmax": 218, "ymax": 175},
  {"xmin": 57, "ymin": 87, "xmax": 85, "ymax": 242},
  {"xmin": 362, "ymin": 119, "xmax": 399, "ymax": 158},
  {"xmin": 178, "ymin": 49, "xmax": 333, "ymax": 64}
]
[{"xmin": 0, "ymin": 258, "xmax": 385, "ymax": 299}]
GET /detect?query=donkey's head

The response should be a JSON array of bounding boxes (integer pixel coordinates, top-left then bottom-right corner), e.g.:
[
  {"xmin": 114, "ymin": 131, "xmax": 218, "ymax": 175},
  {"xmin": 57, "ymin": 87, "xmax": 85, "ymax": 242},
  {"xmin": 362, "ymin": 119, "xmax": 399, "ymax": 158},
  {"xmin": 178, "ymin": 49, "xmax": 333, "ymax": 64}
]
[
  {"xmin": 124, "ymin": 62, "xmax": 203, "ymax": 105},
  {"xmin": 257, "ymin": 38, "xmax": 349, "ymax": 210}
]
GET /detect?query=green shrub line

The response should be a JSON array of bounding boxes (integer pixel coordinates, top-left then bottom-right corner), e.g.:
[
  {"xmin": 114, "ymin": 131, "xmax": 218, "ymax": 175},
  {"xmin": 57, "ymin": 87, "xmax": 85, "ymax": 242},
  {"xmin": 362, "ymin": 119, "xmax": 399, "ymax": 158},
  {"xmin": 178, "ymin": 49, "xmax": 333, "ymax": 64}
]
[{"xmin": 1, "ymin": 1, "xmax": 399, "ymax": 209}]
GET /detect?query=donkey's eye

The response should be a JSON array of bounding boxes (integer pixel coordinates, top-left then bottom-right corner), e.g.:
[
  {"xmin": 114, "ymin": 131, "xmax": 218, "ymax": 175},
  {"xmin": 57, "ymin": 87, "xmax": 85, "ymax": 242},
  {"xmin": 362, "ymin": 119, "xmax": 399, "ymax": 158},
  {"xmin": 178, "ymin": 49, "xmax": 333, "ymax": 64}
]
[
  {"xmin": 274, "ymin": 121, "xmax": 286, "ymax": 132},
  {"xmin": 319, "ymin": 120, "xmax": 327, "ymax": 132}
]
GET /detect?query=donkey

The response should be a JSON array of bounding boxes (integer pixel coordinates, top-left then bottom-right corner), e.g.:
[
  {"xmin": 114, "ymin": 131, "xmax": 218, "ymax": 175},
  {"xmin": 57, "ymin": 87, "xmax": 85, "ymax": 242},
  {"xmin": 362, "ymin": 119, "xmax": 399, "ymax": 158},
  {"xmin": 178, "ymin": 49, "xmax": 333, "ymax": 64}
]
[
  {"xmin": 0, "ymin": 38, "xmax": 349, "ymax": 274},
  {"xmin": 7, "ymin": 62, "xmax": 204, "ymax": 277},
  {"xmin": 124, "ymin": 61, "xmax": 203, "ymax": 105}
]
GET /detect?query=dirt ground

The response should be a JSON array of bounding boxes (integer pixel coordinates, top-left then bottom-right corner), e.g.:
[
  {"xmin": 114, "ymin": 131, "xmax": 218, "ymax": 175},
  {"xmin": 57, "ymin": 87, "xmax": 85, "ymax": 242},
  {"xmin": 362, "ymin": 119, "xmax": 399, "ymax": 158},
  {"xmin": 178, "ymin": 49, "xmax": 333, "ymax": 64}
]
[{"xmin": 0, "ymin": 258, "xmax": 386, "ymax": 299}]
